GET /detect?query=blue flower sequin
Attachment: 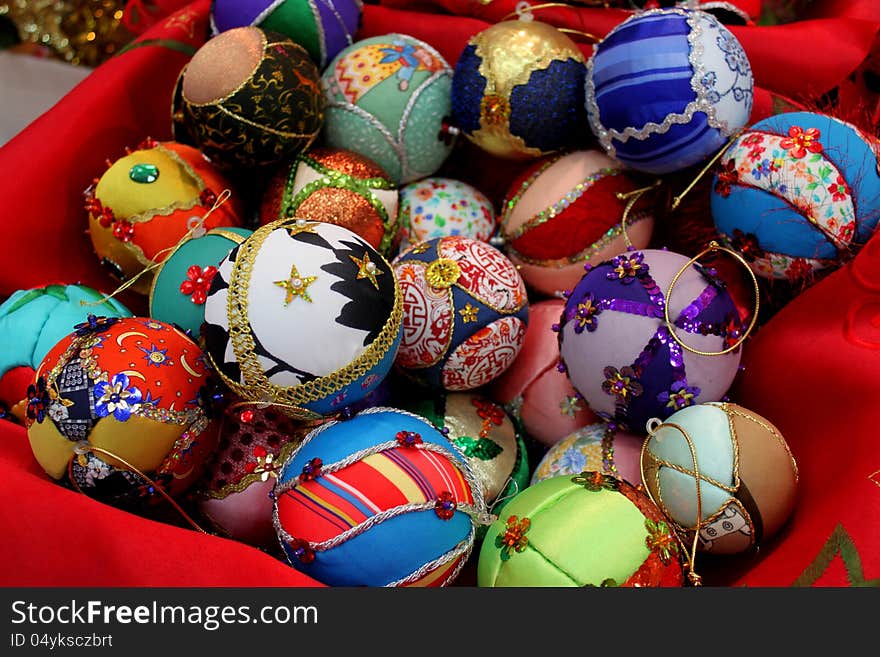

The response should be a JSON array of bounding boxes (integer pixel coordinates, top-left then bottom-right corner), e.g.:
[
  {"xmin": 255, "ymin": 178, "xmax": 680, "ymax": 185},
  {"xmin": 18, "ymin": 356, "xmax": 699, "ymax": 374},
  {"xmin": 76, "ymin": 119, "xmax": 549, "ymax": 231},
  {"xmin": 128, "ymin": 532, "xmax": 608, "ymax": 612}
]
[{"xmin": 93, "ymin": 373, "xmax": 143, "ymax": 422}]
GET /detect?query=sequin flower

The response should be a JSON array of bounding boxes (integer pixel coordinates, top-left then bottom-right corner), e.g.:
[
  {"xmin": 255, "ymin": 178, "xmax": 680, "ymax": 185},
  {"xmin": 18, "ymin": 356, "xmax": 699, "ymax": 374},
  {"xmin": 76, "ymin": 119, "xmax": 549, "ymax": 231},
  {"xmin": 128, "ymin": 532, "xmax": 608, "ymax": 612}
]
[
  {"xmin": 827, "ymin": 175, "xmax": 851, "ymax": 202},
  {"xmin": 472, "ymin": 397, "xmax": 505, "ymax": 428},
  {"xmin": 299, "ymin": 457, "xmax": 323, "ymax": 482},
  {"xmin": 657, "ymin": 381, "xmax": 701, "ymax": 411},
  {"xmin": 722, "ymin": 313, "xmax": 744, "ymax": 350},
  {"xmin": 244, "ymin": 446, "xmax": 279, "ymax": 482},
  {"xmin": 26, "ymin": 376, "xmax": 50, "ymax": 424},
  {"xmin": 495, "ymin": 515, "xmax": 530, "ymax": 561},
  {"xmin": 729, "ymin": 229, "xmax": 765, "ymax": 262},
  {"xmin": 179, "ymin": 265, "xmax": 218, "ymax": 305},
  {"xmin": 601, "ymin": 366, "xmax": 643, "ymax": 400},
  {"xmin": 287, "ymin": 537, "xmax": 315, "ymax": 565},
  {"xmin": 396, "ymin": 430, "xmax": 423, "ymax": 447},
  {"xmin": 607, "ymin": 252, "xmax": 646, "ymax": 284},
  {"xmin": 434, "ymin": 491, "xmax": 457, "ymax": 520},
  {"xmin": 645, "ymin": 518, "xmax": 679, "ymax": 565},
  {"xmin": 572, "ymin": 470, "xmax": 619, "ymax": 492},
  {"xmin": 573, "ymin": 294, "xmax": 601, "ymax": 333},
  {"xmin": 714, "ymin": 159, "xmax": 739, "ymax": 198},
  {"xmin": 112, "ymin": 220, "xmax": 135, "ymax": 242},
  {"xmin": 73, "ymin": 314, "xmax": 119, "ymax": 337},
  {"xmin": 93, "ymin": 373, "xmax": 143, "ymax": 422},
  {"xmin": 780, "ymin": 126, "xmax": 822, "ymax": 159}
]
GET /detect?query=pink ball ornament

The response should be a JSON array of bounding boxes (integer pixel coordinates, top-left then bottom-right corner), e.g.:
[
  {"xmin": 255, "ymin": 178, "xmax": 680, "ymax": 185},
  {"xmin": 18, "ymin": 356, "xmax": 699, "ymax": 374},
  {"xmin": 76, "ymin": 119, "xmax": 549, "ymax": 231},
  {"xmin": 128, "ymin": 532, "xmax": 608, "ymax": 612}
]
[{"xmin": 557, "ymin": 248, "xmax": 744, "ymax": 434}]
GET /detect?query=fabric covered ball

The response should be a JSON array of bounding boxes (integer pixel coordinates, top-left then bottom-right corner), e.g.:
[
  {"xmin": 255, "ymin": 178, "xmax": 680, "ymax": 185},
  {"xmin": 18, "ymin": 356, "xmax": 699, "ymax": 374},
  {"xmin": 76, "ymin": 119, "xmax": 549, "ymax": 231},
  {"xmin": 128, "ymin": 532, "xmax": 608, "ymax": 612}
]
[
  {"xmin": 642, "ymin": 402, "xmax": 798, "ymax": 555},
  {"xmin": 273, "ymin": 408, "xmax": 487, "ymax": 586},
  {"xmin": 210, "ymin": 0, "xmax": 362, "ymax": 69},
  {"xmin": 202, "ymin": 219, "xmax": 402, "ymax": 419},
  {"xmin": 25, "ymin": 317, "xmax": 218, "ymax": 507},
  {"xmin": 489, "ymin": 299, "xmax": 596, "ymax": 447},
  {"xmin": 396, "ymin": 177, "xmax": 497, "ymax": 255},
  {"xmin": 199, "ymin": 404, "xmax": 312, "ymax": 548},
  {"xmin": 530, "ymin": 422, "xmax": 643, "ymax": 487},
  {"xmin": 259, "ymin": 147, "xmax": 398, "ymax": 254},
  {"xmin": 321, "ymin": 33, "xmax": 454, "ymax": 184},
  {"xmin": 0, "ymin": 285, "xmax": 131, "ymax": 381},
  {"xmin": 84, "ymin": 139, "xmax": 243, "ymax": 295},
  {"xmin": 557, "ymin": 248, "xmax": 743, "ymax": 434},
  {"xmin": 711, "ymin": 111, "xmax": 880, "ymax": 280},
  {"xmin": 176, "ymin": 26, "xmax": 324, "ymax": 170},
  {"xmin": 500, "ymin": 150, "xmax": 655, "ymax": 297},
  {"xmin": 149, "ymin": 227, "xmax": 253, "ymax": 339},
  {"xmin": 585, "ymin": 7, "xmax": 753, "ymax": 174},
  {"xmin": 392, "ymin": 235, "xmax": 529, "ymax": 391},
  {"xmin": 477, "ymin": 473, "xmax": 683, "ymax": 587},
  {"xmin": 451, "ymin": 20, "xmax": 589, "ymax": 160}
]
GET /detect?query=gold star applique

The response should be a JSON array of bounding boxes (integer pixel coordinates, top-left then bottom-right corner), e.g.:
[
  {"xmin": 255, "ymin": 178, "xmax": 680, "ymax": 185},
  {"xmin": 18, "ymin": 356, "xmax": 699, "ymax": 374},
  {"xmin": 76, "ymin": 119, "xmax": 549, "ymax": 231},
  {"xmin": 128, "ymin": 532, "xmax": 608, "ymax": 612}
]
[
  {"xmin": 560, "ymin": 396, "xmax": 582, "ymax": 417},
  {"xmin": 410, "ymin": 242, "xmax": 431, "ymax": 254},
  {"xmin": 286, "ymin": 218, "xmax": 321, "ymax": 237},
  {"xmin": 274, "ymin": 264, "xmax": 317, "ymax": 305},
  {"xmin": 350, "ymin": 252, "xmax": 384, "ymax": 290},
  {"xmin": 459, "ymin": 303, "xmax": 479, "ymax": 323},
  {"xmin": 164, "ymin": 8, "xmax": 198, "ymax": 38}
]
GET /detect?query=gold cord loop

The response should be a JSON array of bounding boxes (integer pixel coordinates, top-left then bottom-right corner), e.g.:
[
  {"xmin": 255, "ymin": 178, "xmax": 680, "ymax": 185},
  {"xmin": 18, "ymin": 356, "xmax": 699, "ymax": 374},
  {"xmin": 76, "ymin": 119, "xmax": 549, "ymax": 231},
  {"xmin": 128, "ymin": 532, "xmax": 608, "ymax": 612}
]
[{"xmin": 616, "ymin": 179, "xmax": 662, "ymax": 249}]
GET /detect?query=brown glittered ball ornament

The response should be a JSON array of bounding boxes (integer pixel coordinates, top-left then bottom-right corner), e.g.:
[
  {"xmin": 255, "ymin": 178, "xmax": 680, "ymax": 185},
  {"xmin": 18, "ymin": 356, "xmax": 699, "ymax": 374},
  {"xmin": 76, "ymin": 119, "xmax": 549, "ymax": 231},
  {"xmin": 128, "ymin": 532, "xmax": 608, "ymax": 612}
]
[
  {"xmin": 84, "ymin": 138, "xmax": 243, "ymax": 295},
  {"xmin": 642, "ymin": 402, "xmax": 798, "ymax": 557},
  {"xmin": 499, "ymin": 150, "xmax": 655, "ymax": 297},
  {"xmin": 259, "ymin": 147, "xmax": 399, "ymax": 254},
  {"xmin": 175, "ymin": 26, "xmax": 324, "ymax": 170}
]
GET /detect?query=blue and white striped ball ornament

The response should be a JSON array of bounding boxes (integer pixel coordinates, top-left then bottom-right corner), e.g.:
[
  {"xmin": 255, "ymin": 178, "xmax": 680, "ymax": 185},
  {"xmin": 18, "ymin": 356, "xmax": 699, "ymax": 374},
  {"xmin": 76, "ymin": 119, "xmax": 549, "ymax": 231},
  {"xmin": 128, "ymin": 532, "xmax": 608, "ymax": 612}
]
[{"xmin": 585, "ymin": 7, "xmax": 753, "ymax": 175}]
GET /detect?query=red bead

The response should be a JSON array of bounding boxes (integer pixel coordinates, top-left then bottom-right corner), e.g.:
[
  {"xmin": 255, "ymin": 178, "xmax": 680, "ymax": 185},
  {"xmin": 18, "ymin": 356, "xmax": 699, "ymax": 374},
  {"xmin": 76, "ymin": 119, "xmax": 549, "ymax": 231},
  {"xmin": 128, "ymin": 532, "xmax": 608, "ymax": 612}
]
[{"xmin": 240, "ymin": 409, "xmax": 255, "ymax": 424}]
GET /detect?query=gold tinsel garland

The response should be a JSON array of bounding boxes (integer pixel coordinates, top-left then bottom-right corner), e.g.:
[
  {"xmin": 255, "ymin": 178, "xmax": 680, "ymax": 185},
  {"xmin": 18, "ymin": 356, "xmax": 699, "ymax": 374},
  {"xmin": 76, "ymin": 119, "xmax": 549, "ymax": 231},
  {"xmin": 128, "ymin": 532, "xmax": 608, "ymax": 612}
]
[{"xmin": 0, "ymin": 0, "xmax": 133, "ymax": 66}]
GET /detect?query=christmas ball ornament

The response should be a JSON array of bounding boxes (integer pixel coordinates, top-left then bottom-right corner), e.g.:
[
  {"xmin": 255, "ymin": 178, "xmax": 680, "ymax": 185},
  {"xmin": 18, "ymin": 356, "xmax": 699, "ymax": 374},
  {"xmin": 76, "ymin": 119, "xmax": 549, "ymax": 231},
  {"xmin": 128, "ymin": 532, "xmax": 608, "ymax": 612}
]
[
  {"xmin": 531, "ymin": 422, "xmax": 643, "ymax": 487},
  {"xmin": 202, "ymin": 219, "xmax": 402, "ymax": 419},
  {"xmin": 451, "ymin": 20, "xmax": 589, "ymax": 160},
  {"xmin": 322, "ymin": 34, "xmax": 454, "ymax": 184},
  {"xmin": 557, "ymin": 248, "xmax": 745, "ymax": 433},
  {"xmin": 199, "ymin": 405, "xmax": 312, "ymax": 548},
  {"xmin": 210, "ymin": 0, "xmax": 362, "ymax": 69},
  {"xmin": 499, "ymin": 150, "xmax": 655, "ymax": 297},
  {"xmin": 84, "ymin": 139, "xmax": 243, "ymax": 295},
  {"xmin": 273, "ymin": 408, "xmax": 487, "ymax": 586},
  {"xmin": 489, "ymin": 299, "xmax": 596, "ymax": 447},
  {"xmin": 396, "ymin": 177, "xmax": 497, "ymax": 254},
  {"xmin": 642, "ymin": 402, "xmax": 798, "ymax": 555},
  {"xmin": 176, "ymin": 26, "xmax": 324, "ymax": 170},
  {"xmin": 585, "ymin": 7, "xmax": 753, "ymax": 174},
  {"xmin": 478, "ymin": 473, "xmax": 684, "ymax": 587},
  {"xmin": 149, "ymin": 227, "xmax": 253, "ymax": 340},
  {"xmin": 25, "ymin": 317, "xmax": 219, "ymax": 507},
  {"xmin": 259, "ymin": 147, "xmax": 398, "ymax": 254},
  {"xmin": 712, "ymin": 111, "xmax": 880, "ymax": 280},
  {"xmin": 0, "ymin": 285, "xmax": 131, "ymax": 380},
  {"xmin": 392, "ymin": 235, "xmax": 529, "ymax": 391}
]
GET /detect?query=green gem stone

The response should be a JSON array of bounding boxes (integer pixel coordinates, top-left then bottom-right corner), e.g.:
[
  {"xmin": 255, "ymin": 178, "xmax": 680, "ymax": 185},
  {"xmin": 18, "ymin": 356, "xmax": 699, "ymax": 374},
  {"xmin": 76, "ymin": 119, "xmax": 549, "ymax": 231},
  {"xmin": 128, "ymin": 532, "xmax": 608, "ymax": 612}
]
[{"xmin": 129, "ymin": 163, "xmax": 159, "ymax": 184}]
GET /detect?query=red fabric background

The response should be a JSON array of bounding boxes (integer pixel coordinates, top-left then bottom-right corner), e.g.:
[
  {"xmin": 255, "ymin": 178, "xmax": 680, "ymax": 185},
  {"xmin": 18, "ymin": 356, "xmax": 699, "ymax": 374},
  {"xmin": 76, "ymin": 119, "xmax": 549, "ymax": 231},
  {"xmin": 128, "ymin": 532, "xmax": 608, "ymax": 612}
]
[{"xmin": 1, "ymin": 0, "xmax": 878, "ymax": 587}]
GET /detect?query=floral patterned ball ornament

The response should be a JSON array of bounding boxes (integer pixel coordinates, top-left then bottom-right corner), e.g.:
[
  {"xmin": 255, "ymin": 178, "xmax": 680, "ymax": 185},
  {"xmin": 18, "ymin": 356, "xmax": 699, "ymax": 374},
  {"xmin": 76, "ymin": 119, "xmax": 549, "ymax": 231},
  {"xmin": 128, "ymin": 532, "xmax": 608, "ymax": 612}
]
[
  {"xmin": 585, "ymin": 7, "xmax": 753, "ymax": 174},
  {"xmin": 321, "ymin": 34, "xmax": 455, "ymax": 185},
  {"xmin": 84, "ymin": 139, "xmax": 243, "ymax": 295},
  {"xmin": 392, "ymin": 235, "xmax": 529, "ymax": 391},
  {"xmin": 198, "ymin": 404, "xmax": 313, "ymax": 549},
  {"xmin": 642, "ymin": 402, "xmax": 798, "ymax": 559},
  {"xmin": 273, "ymin": 408, "xmax": 488, "ymax": 586},
  {"xmin": 149, "ymin": 227, "xmax": 253, "ymax": 340},
  {"xmin": 175, "ymin": 26, "xmax": 324, "ymax": 170},
  {"xmin": 489, "ymin": 299, "xmax": 596, "ymax": 447},
  {"xmin": 396, "ymin": 177, "xmax": 497, "ymax": 255},
  {"xmin": 499, "ymin": 150, "xmax": 655, "ymax": 297},
  {"xmin": 530, "ymin": 422, "xmax": 643, "ymax": 487},
  {"xmin": 477, "ymin": 473, "xmax": 684, "ymax": 587},
  {"xmin": 202, "ymin": 219, "xmax": 402, "ymax": 420},
  {"xmin": 711, "ymin": 111, "xmax": 880, "ymax": 281},
  {"xmin": 557, "ymin": 249, "xmax": 744, "ymax": 434},
  {"xmin": 450, "ymin": 20, "xmax": 589, "ymax": 160},
  {"xmin": 25, "ymin": 317, "xmax": 220, "ymax": 508},
  {"xmin": 210, "ymin": 0, "xmax": 362, "ymax": 69},
  {"xmin": 259, "ymin": 147, "xmax": 399, "ymax": 254}
]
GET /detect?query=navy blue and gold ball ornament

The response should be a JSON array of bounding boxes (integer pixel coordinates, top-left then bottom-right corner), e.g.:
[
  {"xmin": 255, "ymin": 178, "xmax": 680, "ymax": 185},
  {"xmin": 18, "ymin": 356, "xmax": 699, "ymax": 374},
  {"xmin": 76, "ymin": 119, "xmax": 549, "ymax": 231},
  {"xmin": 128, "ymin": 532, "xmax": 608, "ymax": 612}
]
[
  {"xmin": 585, "ymin": 7, "xmax": 753, "ymax": 174},
  {"xmin": 273, "ymin": 408, "xmax": 488, "ymax": 586},
  {"xmin": 450, "ymin": 20, "xmax": 589, "ymax": 160},
  {"xmin": 202, "ymin": 219, "xmax": 402, "ymax": 419}
]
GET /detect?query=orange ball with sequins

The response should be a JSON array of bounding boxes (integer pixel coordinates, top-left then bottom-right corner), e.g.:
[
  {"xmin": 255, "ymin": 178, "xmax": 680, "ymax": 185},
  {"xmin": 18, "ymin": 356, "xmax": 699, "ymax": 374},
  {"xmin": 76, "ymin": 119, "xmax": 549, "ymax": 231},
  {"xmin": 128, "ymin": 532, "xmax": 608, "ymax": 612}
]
[{"xmin": 24, "ymin": 316, "xmax": 221, "ymax": 508}]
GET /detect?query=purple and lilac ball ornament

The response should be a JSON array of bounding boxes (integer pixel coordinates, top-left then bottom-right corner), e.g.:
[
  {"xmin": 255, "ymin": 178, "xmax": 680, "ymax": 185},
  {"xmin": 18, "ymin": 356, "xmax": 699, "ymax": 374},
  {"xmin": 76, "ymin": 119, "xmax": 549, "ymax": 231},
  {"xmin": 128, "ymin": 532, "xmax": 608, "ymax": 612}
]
[
  {"xmin": 557, "ymin": 249, "xmax": 744, "ymax": 434},
  {"xmin": 210, "ymin": 0, "xmax": 362, "ymax": 69},
  {"xmin": 585, "ymin": 6, "xmax": 753, "ymax": 174}
]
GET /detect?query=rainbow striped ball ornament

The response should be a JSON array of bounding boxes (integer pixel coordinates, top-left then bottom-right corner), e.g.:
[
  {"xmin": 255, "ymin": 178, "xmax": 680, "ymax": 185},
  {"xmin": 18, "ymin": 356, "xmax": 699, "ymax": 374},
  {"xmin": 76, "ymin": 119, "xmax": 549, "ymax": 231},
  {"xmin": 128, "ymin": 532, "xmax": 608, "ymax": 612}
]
[
  {"xmin": 273, "ymin": 408, "xmax": 488, "ymax": 586},
  {"xmin": 585, "ymin": 7, "xmax": 753, "ymax": 174}
]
